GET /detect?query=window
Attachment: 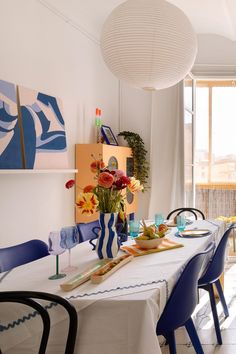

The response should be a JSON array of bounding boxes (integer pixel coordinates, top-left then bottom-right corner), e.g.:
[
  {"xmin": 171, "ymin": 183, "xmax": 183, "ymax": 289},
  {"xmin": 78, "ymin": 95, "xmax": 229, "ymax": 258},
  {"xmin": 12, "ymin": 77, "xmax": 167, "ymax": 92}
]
[
  {"xmin": 184, "ymin": 75, "xmax": 195, "ymax": 207},
  {"xmin": 196, "ymin": 81, "xmax": 236, "ymax": 184}
]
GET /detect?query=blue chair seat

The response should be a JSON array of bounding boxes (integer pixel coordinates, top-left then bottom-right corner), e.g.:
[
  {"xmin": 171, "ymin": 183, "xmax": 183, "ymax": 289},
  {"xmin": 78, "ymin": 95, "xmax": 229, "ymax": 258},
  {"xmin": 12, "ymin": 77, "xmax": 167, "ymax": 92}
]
[
  {"xmin": 156, "ymin": 242, "xmax": 214, "ymax": 354},
  {"xmin": 198, "ymin": 226, "xmax": 235, "ymax": 345}
]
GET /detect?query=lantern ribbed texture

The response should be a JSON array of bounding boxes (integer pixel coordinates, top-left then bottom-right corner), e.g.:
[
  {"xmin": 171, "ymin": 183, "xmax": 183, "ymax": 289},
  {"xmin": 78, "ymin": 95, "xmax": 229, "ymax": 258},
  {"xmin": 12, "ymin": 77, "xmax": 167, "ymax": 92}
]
[{"xmin": 100, "ymin": 0, "xmax": 197, "ymax": 90}]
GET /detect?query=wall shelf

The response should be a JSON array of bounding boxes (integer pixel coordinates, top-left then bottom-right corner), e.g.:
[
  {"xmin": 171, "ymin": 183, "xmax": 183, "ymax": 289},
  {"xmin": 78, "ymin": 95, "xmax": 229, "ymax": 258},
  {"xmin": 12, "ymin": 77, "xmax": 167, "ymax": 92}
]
[{"xmin": 0, "ymin": 169, "xmax": 78, "ymax": 174}]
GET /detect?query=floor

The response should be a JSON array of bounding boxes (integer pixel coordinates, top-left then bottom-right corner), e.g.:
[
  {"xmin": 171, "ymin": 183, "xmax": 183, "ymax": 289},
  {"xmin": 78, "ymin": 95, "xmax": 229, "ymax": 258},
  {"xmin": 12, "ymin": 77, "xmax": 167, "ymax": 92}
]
[{"xmin": 160, "ymin": 257, "xmax": 236, "ymax": 354}]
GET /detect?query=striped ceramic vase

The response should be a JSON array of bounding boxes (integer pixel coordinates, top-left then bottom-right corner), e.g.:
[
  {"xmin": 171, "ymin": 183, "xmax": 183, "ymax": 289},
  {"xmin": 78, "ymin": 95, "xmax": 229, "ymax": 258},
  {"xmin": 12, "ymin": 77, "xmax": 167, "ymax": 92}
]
[{"xmin": 96, "ymin": 212, "xmax": 120, "ymax": 259}]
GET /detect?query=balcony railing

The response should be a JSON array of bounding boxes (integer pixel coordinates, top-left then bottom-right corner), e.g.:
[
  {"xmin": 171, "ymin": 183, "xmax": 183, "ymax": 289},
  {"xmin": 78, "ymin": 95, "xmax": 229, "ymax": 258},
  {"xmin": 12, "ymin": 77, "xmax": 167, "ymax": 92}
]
[{"xmin": 195, "ymin": 183, "xmax": 236, "ymax": 219}]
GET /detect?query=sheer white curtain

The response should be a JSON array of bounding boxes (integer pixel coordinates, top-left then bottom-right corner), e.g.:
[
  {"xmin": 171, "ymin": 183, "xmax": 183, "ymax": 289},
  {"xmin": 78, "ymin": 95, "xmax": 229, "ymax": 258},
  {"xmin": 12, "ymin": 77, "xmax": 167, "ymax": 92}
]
[{"xmin": 148, "ymin": 81, "xmax": 185, "ymax": 219}]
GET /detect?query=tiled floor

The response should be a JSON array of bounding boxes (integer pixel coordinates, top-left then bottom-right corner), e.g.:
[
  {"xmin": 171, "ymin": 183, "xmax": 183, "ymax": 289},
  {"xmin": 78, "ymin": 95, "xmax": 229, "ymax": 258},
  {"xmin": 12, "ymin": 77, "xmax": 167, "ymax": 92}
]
[{"xmin": 160, "ymin": 259, "xmax": 236, "ymax": 353}]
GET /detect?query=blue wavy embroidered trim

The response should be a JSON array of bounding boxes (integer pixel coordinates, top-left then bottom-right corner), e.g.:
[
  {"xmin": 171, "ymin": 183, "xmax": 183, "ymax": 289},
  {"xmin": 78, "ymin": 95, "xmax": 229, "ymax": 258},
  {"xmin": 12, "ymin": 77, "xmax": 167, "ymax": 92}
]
[
  {"xmin": 0, "ymin": 301, "xmax": 57, "ymax": 332},
  {"xmin": 0, "ymin": 279, "xmax": 168, "ymax": 332}
]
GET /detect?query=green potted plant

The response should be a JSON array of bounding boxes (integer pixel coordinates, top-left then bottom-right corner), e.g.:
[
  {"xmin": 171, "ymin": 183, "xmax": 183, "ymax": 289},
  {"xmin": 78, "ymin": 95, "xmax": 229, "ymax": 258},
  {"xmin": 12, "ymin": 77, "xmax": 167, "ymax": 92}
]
[{"xmin": 118, "ymin": 131, "xmax": 149, "ymax": 190}]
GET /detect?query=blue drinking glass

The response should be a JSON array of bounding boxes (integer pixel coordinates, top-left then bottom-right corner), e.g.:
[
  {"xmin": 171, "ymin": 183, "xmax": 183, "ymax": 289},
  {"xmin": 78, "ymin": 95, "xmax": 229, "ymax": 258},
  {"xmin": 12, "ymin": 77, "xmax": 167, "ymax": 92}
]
[
  {"xmin": 155, "ymin": 213, "xmax": 164, "ymax": 228},
  {"xmin": 129, "ymin": 220, "xmax": 140, "ymax": 239},
  {"xmin": 176, "ymin": 216, "xmax": 186, "ymax": 234}
]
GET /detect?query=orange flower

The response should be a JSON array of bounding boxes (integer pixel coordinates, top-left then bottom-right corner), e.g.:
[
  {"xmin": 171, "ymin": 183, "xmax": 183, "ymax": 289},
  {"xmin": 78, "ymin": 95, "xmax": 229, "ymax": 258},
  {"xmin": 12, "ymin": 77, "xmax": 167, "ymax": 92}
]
[
  {"xmin": 83, "ymin": 185, "xmax": 95, "ymax": 193},
  {"xmin": 128, "ymin": 177, "xmax": 144, "ymax": 193},
  {"xmin": 76, "ymin": 193, "xmax": 99, "ymax": 215},
  {"xmin": 90, "ymin": 160, "xmax": 105, "ymax": 173},
  {"xmin": 98, "ymin": 172, "xmax": 114, "ymax": 188}
]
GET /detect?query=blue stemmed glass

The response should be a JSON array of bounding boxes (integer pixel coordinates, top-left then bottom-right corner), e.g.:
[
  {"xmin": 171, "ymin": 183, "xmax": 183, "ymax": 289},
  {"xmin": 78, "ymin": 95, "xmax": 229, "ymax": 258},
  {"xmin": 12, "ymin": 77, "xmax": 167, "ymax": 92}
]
[
  {"xmin": 60, "ymin": 226, "xmax": 79, "ymax": 272},
  {"xmin": 48, "ymin": 231, "xmax": 66, "ymax": 280}
]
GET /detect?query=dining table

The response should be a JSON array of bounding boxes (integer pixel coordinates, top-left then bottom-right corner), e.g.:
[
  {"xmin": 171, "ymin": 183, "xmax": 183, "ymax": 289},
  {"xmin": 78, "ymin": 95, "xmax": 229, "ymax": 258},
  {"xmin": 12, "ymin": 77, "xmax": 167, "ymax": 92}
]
[{"xmin": 0, "ymin": 219, "xmax": 225, "ymax": 354}]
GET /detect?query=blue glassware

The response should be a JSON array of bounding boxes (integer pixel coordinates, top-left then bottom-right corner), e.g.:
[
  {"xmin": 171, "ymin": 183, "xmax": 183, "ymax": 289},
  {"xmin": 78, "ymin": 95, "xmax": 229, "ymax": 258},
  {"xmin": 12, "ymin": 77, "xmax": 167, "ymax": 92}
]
[
  {"xmin": 48, "ymin": 231, "xmax": 66, "ymax": 280},
  {"xmin": 129, "ymin": 220, "xmax": 140, "ymax": 239},
  {"xmin": 155, "ymin": 213, "xmax": 164, "ymax": 228},
  {"xmin": 177, "ymin": 216, "xmax": 186, "ymax": 233},
  {"xmin": 60, "ymin": 226, "xmax": 79, "ymax": 272}
]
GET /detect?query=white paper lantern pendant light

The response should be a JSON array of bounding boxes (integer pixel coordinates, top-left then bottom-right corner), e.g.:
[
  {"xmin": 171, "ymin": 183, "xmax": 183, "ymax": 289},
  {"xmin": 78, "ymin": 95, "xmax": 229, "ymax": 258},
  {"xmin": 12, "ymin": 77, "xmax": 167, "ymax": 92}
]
[{"xmin": 100, "ymin": 0, "xmax": 197, "ymax": 90}]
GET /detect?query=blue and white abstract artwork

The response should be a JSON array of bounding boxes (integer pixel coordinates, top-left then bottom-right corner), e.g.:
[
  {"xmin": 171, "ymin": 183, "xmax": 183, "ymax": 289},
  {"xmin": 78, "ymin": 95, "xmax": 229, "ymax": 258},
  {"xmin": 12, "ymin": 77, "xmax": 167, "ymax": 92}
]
[
  {"xmin": 0, "ymin": 79, "xmax": 23, "ymax": 169},
  {"xmin": 18, "ymin": 86, "xmax": 68, "ymax": 169}
]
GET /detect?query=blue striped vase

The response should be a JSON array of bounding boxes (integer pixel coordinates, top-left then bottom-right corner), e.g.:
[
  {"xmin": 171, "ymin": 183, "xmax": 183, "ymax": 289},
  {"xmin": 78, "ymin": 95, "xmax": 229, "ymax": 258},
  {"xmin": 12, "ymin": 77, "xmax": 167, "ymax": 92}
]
[{"xmin": 96, "ymin": 212, "xmax": 120, "ymax": 259}]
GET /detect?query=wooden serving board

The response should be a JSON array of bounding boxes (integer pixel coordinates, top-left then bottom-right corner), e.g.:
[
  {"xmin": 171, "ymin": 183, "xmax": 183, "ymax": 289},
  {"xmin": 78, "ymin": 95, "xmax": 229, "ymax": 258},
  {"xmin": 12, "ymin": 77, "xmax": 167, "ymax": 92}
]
[
  {"xmin": 60, "ymin": 259, "xmax": 110, "ymax": 291},
  {"xmin": 90, "ymin": 254, "xmax": 133, "ymax": 284}
]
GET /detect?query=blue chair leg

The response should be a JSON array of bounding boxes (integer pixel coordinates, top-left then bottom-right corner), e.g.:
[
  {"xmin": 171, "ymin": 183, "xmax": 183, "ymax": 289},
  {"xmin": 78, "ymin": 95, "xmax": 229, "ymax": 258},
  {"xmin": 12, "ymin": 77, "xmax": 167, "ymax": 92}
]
[
  {"xmin": 185, "ymin": 317, "xmax": 204, "ymax": 354},
  {"xmin": 208, "ymin": 284, "xmax": 222, "ymax": 345},
  {"xmin": 215, "ymin": 279, "xmax": 229, "ymax": 318},
  {"xmin": 164, "ymin": 331, "xmax": 177, "ymax": 354}
]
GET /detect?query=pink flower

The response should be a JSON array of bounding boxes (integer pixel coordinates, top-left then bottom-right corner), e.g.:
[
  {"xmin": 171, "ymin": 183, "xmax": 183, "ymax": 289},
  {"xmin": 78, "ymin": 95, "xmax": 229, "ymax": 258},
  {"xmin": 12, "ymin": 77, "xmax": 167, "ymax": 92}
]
[
  {"xmin": 98, "ymin": 172, "xmax": 114, "ymax": 188},
  {"xmin": 114, "ymin": 169, "xmax": 125, "ymax": 178},
  {"xmin": 65, "ymin": 179, "xmax": 75, "ymax": 189}
]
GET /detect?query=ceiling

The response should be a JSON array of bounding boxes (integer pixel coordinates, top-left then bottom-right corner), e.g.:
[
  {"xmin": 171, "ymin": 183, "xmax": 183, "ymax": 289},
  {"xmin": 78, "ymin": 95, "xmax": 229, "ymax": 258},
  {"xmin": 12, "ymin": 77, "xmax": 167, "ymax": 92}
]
[{"xmin": 41, "ymin": 0, "xmax": 236, "ymax": 42}]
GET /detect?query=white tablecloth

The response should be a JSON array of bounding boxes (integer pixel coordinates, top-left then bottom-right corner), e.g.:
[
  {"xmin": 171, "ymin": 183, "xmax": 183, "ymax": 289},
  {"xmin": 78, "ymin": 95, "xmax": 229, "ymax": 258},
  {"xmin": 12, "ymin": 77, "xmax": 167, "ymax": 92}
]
[{"xmin": 0, "ymin": 220, "xmax": 225, "ymax": 354}]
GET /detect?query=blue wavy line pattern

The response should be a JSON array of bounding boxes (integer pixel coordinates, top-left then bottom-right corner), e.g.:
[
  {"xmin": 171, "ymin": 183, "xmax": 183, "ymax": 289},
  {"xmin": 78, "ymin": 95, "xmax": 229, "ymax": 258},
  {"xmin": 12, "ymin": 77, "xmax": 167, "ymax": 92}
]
[
  {"xmin": 0, "ymin": 301, "xmax": 58, "ymax": 332},
  {"xmin": 0, "ymin": 280, "xmax": 168, "ymax": 332}
]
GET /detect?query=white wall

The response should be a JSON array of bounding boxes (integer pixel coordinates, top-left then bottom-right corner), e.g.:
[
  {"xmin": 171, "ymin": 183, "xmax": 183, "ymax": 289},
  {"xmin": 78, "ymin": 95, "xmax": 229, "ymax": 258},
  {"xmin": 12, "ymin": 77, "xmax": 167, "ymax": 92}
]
[
  {"xmin": 0, "ymin": 0, "xmax": 151, "ymax": 246},
  {"xmin": 119, "ymin": 82, "xmax": 152, "ymax": 219},
  {"xmin": 193, "ymin": 33, "xmax": 236, "ymax": 76}
]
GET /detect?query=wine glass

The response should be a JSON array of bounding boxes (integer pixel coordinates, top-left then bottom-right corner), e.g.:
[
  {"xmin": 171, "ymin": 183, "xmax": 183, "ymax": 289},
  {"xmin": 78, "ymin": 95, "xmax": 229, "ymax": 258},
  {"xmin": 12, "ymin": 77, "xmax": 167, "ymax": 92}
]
[
  {"xmin": 60, "ymin": 226, "xmax": 79, "ymax": 272},
  {"xmin": 48, "ymin": 231, "xmax": 66, "ymax": 280}
]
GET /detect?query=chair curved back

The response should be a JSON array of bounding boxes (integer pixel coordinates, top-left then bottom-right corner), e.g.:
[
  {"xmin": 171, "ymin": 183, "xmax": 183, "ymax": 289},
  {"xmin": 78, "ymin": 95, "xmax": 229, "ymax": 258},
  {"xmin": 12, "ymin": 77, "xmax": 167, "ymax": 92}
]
[
  {"xmin": 199, "ymin": 226, "xmax": 234, "ymax": 285},
  {"xmin": 77, "ymin": 220, "xmax": 100, "ymax": 243},
  {"xmin": 156, "ymin": 243, "xmax": 214, "ymax": 333},
  {"xmin": 0, "ymin": 294, "xmax": 50, "ymax": 354},
  {"xmin": 0, "ymin": 291, "xmax": 78, "ymax": 354},
  {"xmin": 166, "ymin": 207, "xmax": 205, "ymax": 220},
  {"xmin": 0, "ymin": 239, "xmax": 49, "ymax": 273}
]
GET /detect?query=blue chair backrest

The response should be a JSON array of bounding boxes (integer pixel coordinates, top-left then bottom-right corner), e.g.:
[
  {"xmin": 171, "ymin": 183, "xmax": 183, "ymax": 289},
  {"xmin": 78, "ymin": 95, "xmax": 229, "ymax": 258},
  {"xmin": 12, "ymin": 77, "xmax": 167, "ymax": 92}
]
[
  {"xmin": 199, "ymin": 226, "xmax": 234, "ymax": 284},
  {"xmin": 77, "ymin": 220, "xmax": 100, "ymax": 243},
  {"xmin": 157, "ymin": 242, "xmax": 214, "ymax": 332},
  {"xmin": 0, "ymin": 239, "xmax": 49, "ymax": 273}
]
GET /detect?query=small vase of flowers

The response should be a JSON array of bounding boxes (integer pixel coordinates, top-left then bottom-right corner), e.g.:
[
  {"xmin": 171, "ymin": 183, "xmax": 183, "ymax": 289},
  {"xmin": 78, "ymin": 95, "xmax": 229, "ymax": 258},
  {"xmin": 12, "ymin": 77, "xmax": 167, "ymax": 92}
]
[{"xmin": 74, "ymin": 156, "xmax": 143, "ymax": 259}]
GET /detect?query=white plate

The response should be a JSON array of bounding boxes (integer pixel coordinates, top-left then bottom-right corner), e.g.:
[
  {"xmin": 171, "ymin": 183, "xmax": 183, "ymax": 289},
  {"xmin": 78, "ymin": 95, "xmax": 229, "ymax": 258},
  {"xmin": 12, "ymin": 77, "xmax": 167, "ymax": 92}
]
[{"xmin": 181, "ymin": 229, "xmax": 211, "ymax": 237}]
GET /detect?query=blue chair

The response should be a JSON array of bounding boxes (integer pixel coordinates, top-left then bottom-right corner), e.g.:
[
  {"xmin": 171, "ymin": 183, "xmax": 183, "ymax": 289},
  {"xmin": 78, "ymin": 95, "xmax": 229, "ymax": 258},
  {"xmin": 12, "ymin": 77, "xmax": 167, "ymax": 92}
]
[
  {"xmin": 0, "ymin": 240, "xmax": 78, "ymax": 353},
  {"xmin": 0, "ymin": 239, "xmax": 49, "ymax": 272},
  {"xmin": 77, "ymin": 220, "xmax": 128, "ymax": 244},
  {"xmin": 198, "ymin": 226, "xmax": 235, "ymax": 345},
  {"xmin": 166, "ymin": 208, "xmax": 205, "ymax": 221},
  {"xmin": 77, "ymin": 220, "xmax": 100, "ymax": 243},
  {"xmin": 156, "ymin": 242, "xmax": 214, "ymax": 354}
]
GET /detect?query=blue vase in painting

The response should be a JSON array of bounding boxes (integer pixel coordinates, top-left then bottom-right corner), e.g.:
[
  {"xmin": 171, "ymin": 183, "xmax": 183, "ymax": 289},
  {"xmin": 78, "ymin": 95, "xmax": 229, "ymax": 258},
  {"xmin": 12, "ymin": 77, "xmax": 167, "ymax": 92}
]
[{"xmin": 96, "ymin": 212, "xmax": 120, "ymax": 259}]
